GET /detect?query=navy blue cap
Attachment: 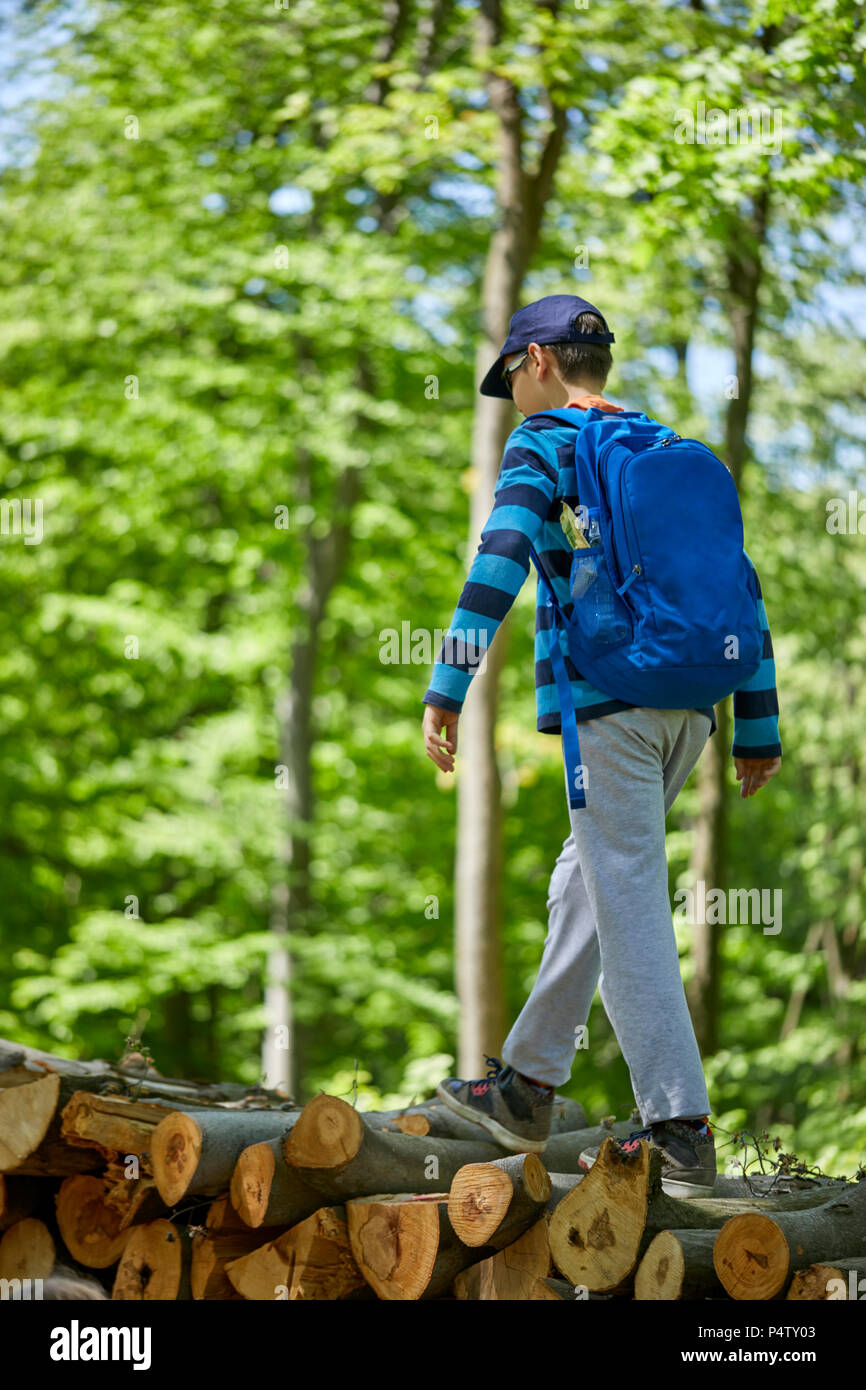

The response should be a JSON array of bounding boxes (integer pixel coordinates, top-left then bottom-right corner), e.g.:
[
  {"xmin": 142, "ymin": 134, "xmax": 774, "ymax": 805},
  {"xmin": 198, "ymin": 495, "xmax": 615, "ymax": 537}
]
[{"xmin": 479, "ymin": 294, "xmax": 615, "ymax": 399}]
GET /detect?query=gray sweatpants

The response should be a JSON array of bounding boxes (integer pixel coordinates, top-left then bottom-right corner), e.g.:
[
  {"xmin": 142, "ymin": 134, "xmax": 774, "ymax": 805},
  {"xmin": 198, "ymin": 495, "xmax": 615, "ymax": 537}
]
[{"xmin": 500, "ymin": 706, "xmax": 713, "ymax": 1126}]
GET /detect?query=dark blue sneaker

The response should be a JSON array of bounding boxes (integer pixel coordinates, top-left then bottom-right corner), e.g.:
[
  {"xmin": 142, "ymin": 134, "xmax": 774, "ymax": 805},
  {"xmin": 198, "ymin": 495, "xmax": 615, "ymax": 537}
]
[
  {"xmin": 578, "ymin": 1116, "xmax": 716, "ymax": 1198},
  {"xmin": 435, "ymin": 1055, "xmax": 554, "ymax": 1153}
]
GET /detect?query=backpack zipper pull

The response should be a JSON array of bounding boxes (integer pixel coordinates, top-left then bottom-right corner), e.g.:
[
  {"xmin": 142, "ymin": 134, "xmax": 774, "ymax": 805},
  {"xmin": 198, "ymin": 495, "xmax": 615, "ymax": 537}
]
[{"xmin": 616, "ymin": 563, "xmax": 641, "ymax": 596}]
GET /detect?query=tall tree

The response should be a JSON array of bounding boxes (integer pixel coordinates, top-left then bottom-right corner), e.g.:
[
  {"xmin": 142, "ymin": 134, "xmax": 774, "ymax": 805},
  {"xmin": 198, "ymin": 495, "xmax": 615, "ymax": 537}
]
[{"xmin": 454, "ymin": 0, "xmax": 567, "ymax": 1072}]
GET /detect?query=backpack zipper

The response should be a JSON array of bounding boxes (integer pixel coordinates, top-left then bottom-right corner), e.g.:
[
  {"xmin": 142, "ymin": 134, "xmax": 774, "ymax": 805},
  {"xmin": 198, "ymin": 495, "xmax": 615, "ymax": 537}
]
[{"xmin": 598, "ymin": 440, "xmax": 642, "ymax": 599}]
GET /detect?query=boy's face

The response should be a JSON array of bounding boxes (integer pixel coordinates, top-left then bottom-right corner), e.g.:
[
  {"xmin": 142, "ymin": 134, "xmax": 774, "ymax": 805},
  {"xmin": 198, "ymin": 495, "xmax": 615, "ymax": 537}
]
[{"xmin": 502, "ymin": 342, "xmax": 557, "ymax": 416}]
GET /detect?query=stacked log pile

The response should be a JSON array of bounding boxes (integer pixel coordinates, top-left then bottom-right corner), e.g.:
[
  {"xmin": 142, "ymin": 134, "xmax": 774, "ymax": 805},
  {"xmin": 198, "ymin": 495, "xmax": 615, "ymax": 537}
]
[{"xmin": 2, "ymin": 1037, "xmax": 864, "ymax": 1301}]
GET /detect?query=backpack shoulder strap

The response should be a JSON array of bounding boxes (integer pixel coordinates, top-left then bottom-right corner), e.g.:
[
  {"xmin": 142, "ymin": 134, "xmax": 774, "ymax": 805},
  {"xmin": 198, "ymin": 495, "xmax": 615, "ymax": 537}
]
[
  {"xmin": 526, "ymin": 543, "xmax": 586, "ymax": 810},
  {"xmin": 527, "ymin": 543, "xmax": 560, "ymax": 606}
]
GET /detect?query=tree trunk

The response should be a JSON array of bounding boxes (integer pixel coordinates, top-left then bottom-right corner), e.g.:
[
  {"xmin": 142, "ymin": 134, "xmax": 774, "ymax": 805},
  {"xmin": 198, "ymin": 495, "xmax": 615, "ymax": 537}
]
[
  {"xmin": 455, "ymin": 0, "xmax": 566, "ymax": 1076},
  {"xmin": 687, "ymin": 187, "xmax": 769, "ymax": 1054},
  {"xmin": 262, "ymin": 8, "xmax": 408, "ymax": 1099}
]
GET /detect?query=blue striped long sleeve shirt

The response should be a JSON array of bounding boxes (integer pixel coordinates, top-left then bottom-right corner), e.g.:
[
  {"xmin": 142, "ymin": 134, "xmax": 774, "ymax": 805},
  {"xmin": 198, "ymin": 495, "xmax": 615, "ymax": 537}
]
[{"xmin": 422, "ymin": 409, "xmax": 781, "ymax": 761}]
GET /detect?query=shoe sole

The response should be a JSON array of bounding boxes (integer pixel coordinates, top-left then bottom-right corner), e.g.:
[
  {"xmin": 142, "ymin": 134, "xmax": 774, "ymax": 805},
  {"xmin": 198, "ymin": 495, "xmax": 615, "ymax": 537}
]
[
  {"xmin": 435, "ymin": 1083, "xmax": 548, "ymax": 1153},
  {"xmin": 578, "ymin": 1147, "xmax": 715, "ymax": 1199}
]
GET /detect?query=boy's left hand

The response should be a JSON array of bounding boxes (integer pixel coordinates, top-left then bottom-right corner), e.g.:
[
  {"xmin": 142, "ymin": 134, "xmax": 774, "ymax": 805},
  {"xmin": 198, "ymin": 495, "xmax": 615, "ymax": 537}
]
[{"xmin": 423, "ymin": 704, "xmax": 459, "ymax": 772}]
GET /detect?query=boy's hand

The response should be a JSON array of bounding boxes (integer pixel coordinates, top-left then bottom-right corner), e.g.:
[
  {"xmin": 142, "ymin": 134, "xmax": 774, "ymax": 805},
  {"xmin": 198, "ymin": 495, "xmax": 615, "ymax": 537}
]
[
  {"xmin": 733, "ymin": 755, "xmax": 781, "ymax": 798},
  {"xmin": 423, "ymin": 704, "xmax": 459, "ymax": 772}
]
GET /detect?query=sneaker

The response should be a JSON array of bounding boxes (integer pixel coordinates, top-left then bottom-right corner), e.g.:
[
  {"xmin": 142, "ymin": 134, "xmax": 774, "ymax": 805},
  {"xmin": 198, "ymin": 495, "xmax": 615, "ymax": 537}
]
[
  {"xmin": 435, "ymin": 1055, "xmax": 554, "ymax": 1153},
  {"xmin": 578, "ymin": 1116, "xmax": 717, "ymax": 1198}
]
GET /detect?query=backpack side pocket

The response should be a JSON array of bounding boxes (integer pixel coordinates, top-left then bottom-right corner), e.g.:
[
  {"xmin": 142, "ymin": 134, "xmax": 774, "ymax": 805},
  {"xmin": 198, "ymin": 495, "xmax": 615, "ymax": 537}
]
[
  {"xmin": 569, "ymin": 511, "xmax": 632, "ymax": 649},
  {"xmin": 569, "ymin": 545, "xmax": 631, "ymax": 648}
]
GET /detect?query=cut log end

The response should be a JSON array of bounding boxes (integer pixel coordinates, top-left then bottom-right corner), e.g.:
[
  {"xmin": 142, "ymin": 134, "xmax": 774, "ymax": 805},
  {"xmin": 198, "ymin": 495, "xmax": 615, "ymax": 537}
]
[
  {"xmin": 388, "ymin": 1114, "xmax": 429, "ymax": 1136},
  {"xmin": 0, "ymin": 1072, "xmax": 61, "ymax": 1172},
  {"xmin": 112, "ymin": 1220, "xmax": 186, "ymax": 1299},
  {"xmin": 55, "ymin": 1175, "xmax": 130, "ymax": 1269},
  {"xmin": 713, "ymin": 1212, "xmax": 790, "ymax": 1300},
  {"xmin": 0, "ymin": 1217, "xmax": 56, "ymax": 1280},
  {"xmin": 449, "ymin": 1152, "xmax": 551, "ymax": 1247},
  {"xmin": 346, "ymin": 1195, "xmax": 447, "ymax": 1300},
  {"xmin": 548, "ymin": 1136, "xmax": 654, "ymax": 1293},
  {"xmin": 150, "ymin": 1112, "xmax": 203, "ymax": 1206},
  {"xmin": 285, "ymin": 1094, "xmax": 363, "ymax": 1169},
  {"xmin": 634, "ymin": 1229, "xmax": 686, "ymax": 1300},
  {"xmin": 229, "ymin": 1141, "xmax": 276, "ymax": 1228},
  {"xmin": 633, "ymin": 1229, "xmax": 726, "ymax": 1301}
]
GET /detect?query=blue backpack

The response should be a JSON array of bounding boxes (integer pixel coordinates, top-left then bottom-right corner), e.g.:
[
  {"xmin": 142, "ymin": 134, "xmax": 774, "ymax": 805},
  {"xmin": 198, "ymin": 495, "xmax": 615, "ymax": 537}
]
[{"xmin": 526, "ymin": 408, "xmax": 764, "ymax": 810}]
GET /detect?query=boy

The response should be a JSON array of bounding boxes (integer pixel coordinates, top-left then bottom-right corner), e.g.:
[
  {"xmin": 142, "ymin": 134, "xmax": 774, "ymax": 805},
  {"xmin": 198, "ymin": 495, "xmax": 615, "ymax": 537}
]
[{"xmin": 421, "ymin": 294, "xmax": 781, "ymax": 1196}]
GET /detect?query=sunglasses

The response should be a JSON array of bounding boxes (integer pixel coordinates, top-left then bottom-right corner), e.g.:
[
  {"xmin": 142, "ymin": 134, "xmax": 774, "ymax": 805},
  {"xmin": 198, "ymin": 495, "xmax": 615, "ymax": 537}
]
[{"xmin": 501, "ymin": 350, "xmax": 529, "ymax": 393}]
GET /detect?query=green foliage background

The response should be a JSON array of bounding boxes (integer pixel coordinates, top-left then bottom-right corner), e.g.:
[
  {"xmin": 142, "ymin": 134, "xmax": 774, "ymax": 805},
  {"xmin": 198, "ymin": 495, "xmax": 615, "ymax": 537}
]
[{"xmin": 1, "ymin": 0, "xmax": 864, "ymax": 1178}]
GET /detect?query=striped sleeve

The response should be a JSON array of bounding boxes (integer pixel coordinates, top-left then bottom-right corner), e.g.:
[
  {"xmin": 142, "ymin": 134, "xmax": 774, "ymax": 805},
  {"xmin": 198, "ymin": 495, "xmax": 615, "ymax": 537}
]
[
  {"xmin": 731, "ymin": 551, "xmax": 781, "ymax": 760},
  {"xmin": 422, "ymin": 440, "xmax": 558, "ymax": 712}
]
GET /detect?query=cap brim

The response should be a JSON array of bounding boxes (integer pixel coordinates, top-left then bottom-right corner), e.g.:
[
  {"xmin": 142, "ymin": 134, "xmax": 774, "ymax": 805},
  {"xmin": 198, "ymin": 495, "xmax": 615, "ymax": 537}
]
[{"xmin": 479, "ymin": 356, "xmax": 513, "ymax": 400}]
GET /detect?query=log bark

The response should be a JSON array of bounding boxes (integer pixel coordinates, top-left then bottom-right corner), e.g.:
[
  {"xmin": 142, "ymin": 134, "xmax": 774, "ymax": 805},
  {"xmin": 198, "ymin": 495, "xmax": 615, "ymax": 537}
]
[
  {"xmin": 112, "ymin": 1219, "xmax": 192, "ymax": 1299},
  {"xmin": 537, "ymin": 1119, "xmax": 634, "ymax": 1171},
  {"xmin": 634, "ymin": 1229, "xmax": 726, "ymax": 1300},
  {"xmin": 453, "ymin": 1219, "xmax": 551, "ymax": 1299},
  {"xmin": 713, "ymin": 1179, "xmax": 866, "ymax": 1300},
  {"xmin": 385, "ymin": 1092, "xmax": 586, "ymax": 1141},
  {"xmin": 0, "ymin": 1216, "xmax": 56, "ymax": 1280},
  {"xmin": 0, "ymin": 1175, "xmax": 45, "ymax": 1231},
  {"xmin": 448, "ymin": 1152, "xmax": 551, "ymax": 1247},
  {"xmin": 228, "ymin": 1204, "xmax": 367, "ymax": 1300},
  {"xmin": 347, "ymin": 1194, "xmax": 496, "ymax": 1300},
  {"xmin": 709, "ymin": 1173, "xmax": 845, "ymax": 1199},
  {"xmin": 151, "ymin": 1108, "xmax": 298, "ymax": 1205},
  {"xmin": 786, "ymin": 1258, "xmax": 866, "ymax": 1301}
]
